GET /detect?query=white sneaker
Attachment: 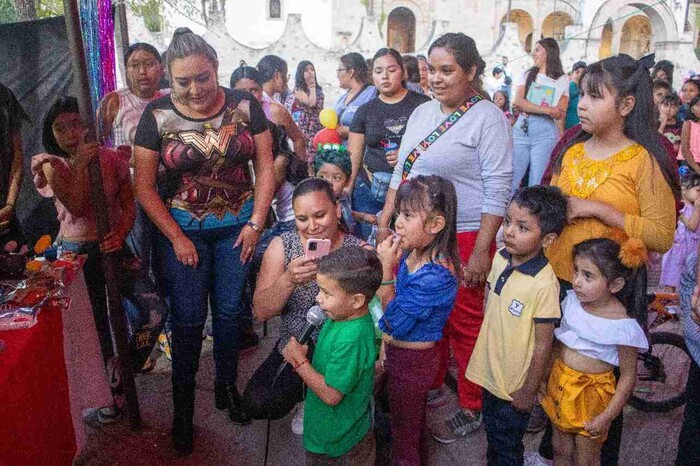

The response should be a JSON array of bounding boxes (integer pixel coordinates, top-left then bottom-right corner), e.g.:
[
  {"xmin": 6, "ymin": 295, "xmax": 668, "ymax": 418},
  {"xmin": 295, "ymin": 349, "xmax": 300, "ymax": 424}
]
[
  {"xmin": 291, "ymin": 402, "xmax": 304, "ymax": 435},
  {"xmin": 524, "ymin": 451, "xmax": 553, "ymax": 466}
]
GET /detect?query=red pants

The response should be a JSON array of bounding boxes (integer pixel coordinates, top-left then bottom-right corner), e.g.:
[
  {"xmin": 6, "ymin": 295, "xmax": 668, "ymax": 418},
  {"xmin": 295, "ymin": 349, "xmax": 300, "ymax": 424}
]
[{"xmin": 432, "ymin": 231, "xmax": 495, "ymax": 411}]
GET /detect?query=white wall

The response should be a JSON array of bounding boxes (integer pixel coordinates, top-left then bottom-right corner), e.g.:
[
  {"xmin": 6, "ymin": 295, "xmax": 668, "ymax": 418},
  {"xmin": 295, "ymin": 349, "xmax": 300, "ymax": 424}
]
[{"xmin": 224, "ymin": 0, "xmax": 333, "ymax": 48}]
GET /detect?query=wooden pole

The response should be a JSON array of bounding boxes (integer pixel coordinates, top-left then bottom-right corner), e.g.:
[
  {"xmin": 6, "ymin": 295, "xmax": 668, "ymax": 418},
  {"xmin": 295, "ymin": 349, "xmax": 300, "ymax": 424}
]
[
  {"xmin": 113, "ymin": 1, "xmax": 130, "ymax": 84},
  {"xmin": 61, "ymin": 0, "xmax": 142, "ymax": 431}
]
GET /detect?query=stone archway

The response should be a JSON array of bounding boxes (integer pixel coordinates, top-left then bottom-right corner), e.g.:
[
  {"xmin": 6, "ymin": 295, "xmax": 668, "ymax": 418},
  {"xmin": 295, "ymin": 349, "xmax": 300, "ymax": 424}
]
[
  {"xmin": 501, "ymin": 9, "xmax": 534, "ymax": 52},
  {"xmin": 542, "ymin": 11, "xmax": 574, "ymax": 43},
  {"xmin": 588, "ymin": 0, "xmax": 677, "ymax": 50},
  {"xmin": 599, "ymin": 21, "xmax": 614, "ymax": 58},
  {"xmin": 620, "ymin": 15, "xmax": 652, "ymax": 58},
  {"xmin": 387, "ymin": 7, "xmax": 416, "ymax": 53}
]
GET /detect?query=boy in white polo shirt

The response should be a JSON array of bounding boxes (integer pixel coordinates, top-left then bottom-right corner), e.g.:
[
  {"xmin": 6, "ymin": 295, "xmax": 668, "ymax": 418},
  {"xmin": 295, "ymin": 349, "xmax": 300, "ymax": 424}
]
[{"xmin": 466, "ymin": 185, "xmax": 567, "ymax": 465}]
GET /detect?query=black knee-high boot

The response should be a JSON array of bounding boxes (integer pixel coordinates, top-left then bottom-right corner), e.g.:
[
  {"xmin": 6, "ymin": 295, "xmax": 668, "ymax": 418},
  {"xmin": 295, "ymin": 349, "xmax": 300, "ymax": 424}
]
[
  {"xmin": 172, "ymin": 382, "xmax": 196, "ymax": 455},
  {"xmin": 214, "ymin": 380, "xmax": 251, "ymax": 425}
]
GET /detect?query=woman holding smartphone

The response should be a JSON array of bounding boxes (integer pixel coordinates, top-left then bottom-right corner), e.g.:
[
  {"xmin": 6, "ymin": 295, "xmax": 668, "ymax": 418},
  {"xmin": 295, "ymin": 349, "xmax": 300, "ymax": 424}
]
[{"xmin": 242, "ymin": 178, "xmax": 366, "ymax": 433}]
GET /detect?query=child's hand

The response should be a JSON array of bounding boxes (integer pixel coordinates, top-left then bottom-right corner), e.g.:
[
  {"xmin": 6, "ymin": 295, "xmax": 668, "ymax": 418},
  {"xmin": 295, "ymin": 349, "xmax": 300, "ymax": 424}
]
[
  {"xmin": 282, "ymin": 337, "xmax": 309, "ymax": 366},
  {"xmin": 691, "ymin": 286, "xmax": 700, "ymax": 326},
  {"xmin": 509, "ymin": 386, "xmax": 536, "ymax": 412},
  {"xmin": 377, "ymin": 235, "xmax": 401, "ymax": 270},
  {"xmin": 584, "ymin": 414, "xmax": 612, "ymax": 439},
  {"xmin": 536, "ymin": 380, "xmax": 548, "ymax": 404},
  {"xmin": 378, "ymin": 339, "xmax": 387, "ymax": 371}
]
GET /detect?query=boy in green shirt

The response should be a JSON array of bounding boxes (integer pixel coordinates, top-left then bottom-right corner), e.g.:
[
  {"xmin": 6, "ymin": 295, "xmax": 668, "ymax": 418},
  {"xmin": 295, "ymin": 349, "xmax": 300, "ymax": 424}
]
[{"xmin": 282, "ymin": 246, "xmax": 382, "ymax": 465}]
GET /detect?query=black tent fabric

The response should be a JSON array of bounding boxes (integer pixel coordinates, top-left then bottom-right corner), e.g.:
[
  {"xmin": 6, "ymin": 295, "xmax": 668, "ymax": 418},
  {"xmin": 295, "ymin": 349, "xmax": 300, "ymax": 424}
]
[{"xmin": 0, "ymin": 16, "xmax": 77, "ymax": 245}]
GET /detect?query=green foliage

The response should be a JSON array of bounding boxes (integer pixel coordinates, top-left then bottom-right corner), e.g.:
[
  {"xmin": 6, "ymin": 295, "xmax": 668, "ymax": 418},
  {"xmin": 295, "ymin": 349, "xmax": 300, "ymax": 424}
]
[
  {"xmin": 36, "ymin": 0, "xmax": 63, "ymax": 18},
  {"xmin": 130, "ymin": 0, "xmax": 162, "ymax": 32},
  {"xmin": 0, "ymin": 0, "xmax": 18, "ymax": 24}
]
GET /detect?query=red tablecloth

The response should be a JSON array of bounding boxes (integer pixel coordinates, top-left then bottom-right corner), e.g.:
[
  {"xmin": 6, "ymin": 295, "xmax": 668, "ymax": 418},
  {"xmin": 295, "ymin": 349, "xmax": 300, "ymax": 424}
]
[
  {"xmin": 0, "ymin": 271, "xmax": 112, "ymax": 465},
  {"xmin": 0, "ymin": 297, "xmax": 76, "ymax": 465}
]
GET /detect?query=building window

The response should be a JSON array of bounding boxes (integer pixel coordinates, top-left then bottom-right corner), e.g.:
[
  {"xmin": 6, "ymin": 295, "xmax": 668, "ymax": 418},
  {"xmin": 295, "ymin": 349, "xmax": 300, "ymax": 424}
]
[{"xmin": 269, "ymin": 0, "xmax": 281, "ymax": 19}]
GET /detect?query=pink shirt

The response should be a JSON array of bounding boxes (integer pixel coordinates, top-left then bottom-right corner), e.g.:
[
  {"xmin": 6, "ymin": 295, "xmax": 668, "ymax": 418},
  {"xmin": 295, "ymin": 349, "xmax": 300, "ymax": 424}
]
[
  {"xmin": 31, "ymin": 148, "xmax": 131, "ymax": 241},
  {"xmin": 681, "ymin": 120, "xmax": 700, "ymax": 163}
]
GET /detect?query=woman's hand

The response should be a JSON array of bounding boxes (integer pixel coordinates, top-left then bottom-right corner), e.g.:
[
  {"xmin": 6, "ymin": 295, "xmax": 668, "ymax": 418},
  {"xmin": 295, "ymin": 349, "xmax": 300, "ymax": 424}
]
[
  {"xmin": 377, "ymin": 235, "xmax": 401, "ymax": 273},
  {"xmin": 462, "ymin": 248, "xmax": 490, "ymax": 288},
  {"xmin": 234, "ymin": 224, "xmax": 261, "ymax": 264},
  {"xmin": 172, "ymin": 234, "xmax": 199, "ymax": 268},
  {"xmin": 286, "ymin": 256, "xmax": 318, "ymax": 285},
  {"xmin": 385, "ymin": 150, "xmax": 399, "ymax": 167},
  {"xmin": 99, "ymin": 231, "xmax": 124, "ymax": 254},
  {"xmin": 377, "ymin": 339, "xmax": 387, "ymax": 372},
  {"xmin": 547, "ymin": 106, "xmax": 565, "ymax": 120}
]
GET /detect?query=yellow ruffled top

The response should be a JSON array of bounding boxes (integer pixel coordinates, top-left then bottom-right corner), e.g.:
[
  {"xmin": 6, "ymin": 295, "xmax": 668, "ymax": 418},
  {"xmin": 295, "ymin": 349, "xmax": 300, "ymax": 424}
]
[{"xmin": 547, "ymin": 142, "xmax": 676, "ymax": 282}]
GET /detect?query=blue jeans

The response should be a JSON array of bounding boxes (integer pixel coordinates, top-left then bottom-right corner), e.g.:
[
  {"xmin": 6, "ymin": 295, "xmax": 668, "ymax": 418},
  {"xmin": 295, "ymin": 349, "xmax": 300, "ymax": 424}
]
[
  {"xmin": 156, "ymin": 224, "xmax": 250, "ymax": 386},
  {"xmin": 512, "ymin": 114, "xmax": 560, "ymax": 190},
  {"xmin": 352, "ymin": 171, "xmax": 385, "ymax": 240},
  {"xmin": 482, "ymin": 389, "xmax": 531, "ymax": 466}
]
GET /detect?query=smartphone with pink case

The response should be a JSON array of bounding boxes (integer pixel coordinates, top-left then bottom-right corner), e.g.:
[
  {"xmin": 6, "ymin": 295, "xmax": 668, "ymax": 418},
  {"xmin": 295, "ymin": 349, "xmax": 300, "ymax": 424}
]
[{"xmin": 305, "ymin": 238, "xmax": 331, "ymax": 260}]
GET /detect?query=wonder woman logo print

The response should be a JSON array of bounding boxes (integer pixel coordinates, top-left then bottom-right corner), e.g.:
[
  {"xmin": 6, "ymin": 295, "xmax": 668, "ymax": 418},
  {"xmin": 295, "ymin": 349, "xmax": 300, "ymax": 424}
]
[
  {"xmin": 178, "ymin": 124, "xmax": 236, "ymax": 159},
  {"xmin": 161, "ymin": 107, "xmax": 257, "ymax": 220}
]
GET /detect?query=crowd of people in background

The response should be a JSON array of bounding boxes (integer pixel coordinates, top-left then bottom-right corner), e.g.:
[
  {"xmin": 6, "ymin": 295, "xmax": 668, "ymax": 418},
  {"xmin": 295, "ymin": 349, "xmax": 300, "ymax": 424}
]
[{"xmin": 2, "ymin": 23, "xmax": 700, "ymax": 466}]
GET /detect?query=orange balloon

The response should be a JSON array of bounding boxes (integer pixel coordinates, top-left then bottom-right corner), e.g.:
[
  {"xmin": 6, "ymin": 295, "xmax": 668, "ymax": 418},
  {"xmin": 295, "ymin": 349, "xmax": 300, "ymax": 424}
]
[{"xmin": 34, "ymin": 235, "xmax": 52, "ymax": 255}]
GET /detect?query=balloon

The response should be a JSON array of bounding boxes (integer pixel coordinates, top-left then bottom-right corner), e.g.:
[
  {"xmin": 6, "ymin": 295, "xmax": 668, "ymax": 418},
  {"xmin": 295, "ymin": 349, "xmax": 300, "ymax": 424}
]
[
  {"xmin": 319, "ymin": 108, "xmax": 338, "ymax": 130},
  {"xmin": 313, "ymin": 128, "xmax": 341, "ymax": 148}
]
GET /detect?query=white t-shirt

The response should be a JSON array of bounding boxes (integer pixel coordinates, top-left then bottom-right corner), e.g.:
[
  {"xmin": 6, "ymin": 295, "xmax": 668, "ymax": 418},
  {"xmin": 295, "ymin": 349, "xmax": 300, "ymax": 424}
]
[{"xmin": 516, "ymin": 71, "xmax": 569, "ymax": 108}]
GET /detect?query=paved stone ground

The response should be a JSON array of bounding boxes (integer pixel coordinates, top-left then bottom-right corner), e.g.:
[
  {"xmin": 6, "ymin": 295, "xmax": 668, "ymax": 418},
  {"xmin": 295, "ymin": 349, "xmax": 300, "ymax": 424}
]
[{"xmin": 76, "ymin": 317, "xmax": 686, "ymax": 466}]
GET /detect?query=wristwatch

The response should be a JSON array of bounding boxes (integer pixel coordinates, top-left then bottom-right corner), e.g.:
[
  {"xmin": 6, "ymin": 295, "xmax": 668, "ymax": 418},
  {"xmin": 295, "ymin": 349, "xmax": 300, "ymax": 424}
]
[{"xmin": 246, "ymin": 220, "xmax": 261, "ymax": 233}]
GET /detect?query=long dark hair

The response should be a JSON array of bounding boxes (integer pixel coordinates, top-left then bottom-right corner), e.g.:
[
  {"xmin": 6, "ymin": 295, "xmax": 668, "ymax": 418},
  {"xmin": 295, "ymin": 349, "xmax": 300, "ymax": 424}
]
[
  {"xmin": 394, "ymin": 175, "xmax": 461, "ymax": 277},
  {"xmin": 428, "ymin": 33, "xmax": 488, "ymax": 100},
  {"xmin": 573, "ymin": 238, "xmax": 647, "ymax": 327},
  {"xmin": 340, "ymin": 52, "xmax": 370, "ymax": 85},
  {"xmin": 524, "ymin": 38, "xmax": 564, "ymax": 98},
  {"xmin": 294, "ymin": 60, "xmax": 321, "ymax": 94},
  {"xmin": 42, "ymin": 96, "xmax": 80, "ymax": 158},
  {"xmin": 257, "ymin": 55, "xmax": 288, "ymax": 84},
  {"xmin": 402, "ymin": 55, "xmax": 421, "ymax": 84},
  {"xmin": 553, "ymin": 54, "xmax": 680, "ymax": 200}
]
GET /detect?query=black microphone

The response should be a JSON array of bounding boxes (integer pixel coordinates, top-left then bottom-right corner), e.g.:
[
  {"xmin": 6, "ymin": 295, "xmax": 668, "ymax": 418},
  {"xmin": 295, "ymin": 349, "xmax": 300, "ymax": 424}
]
[{"xmin": 276, "ymin": 305, "xmax": 327, "ymax": 378}]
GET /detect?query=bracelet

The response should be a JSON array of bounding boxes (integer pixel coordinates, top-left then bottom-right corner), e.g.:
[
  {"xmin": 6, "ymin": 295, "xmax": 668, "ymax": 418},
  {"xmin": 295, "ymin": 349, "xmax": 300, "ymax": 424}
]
[
  {"xmin": 380, "ymin": 280, "xmax": 395, "ymax": 286},
  {"xmin": 294, "ymin": 359, "xmax": 309, "ymax": 371},
  {"xmin": 246, "ymin": 220, "xmax": 261, "ymax": 233}
]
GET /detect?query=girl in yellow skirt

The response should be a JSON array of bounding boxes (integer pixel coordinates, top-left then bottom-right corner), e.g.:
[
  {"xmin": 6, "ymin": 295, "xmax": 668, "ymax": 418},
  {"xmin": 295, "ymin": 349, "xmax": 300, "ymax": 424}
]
[{"xmin": 541, "ymin": 237, "xmax": 648, "ymax": 466}]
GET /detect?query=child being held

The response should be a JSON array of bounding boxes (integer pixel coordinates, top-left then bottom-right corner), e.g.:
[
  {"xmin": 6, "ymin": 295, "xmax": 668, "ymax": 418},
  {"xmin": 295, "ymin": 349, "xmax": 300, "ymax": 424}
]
[
  {"xmin": 282, "ymin": 246, "xmax": 382, "ymax": 465},
  {"xmin": 661, "ymin": 172, "xmax": 700, "ymax": 292},
  {"xmin": 540, "ymin": 237, "xmax": 648, "ymax": 465},
  {"xmin": 466, "ymin": 185, "xmax": 568, "ymax": 465}
]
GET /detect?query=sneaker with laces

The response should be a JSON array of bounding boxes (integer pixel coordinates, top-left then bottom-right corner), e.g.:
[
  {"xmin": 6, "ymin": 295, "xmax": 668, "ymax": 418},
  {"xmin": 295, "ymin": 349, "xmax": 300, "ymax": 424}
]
[
  {"xmin": 430, "ymin": 408, "xmax": 482, "ymax": 444},
  {"xmin": 291, "ymin": 402, "xmax": 305, "ymax": 435}
]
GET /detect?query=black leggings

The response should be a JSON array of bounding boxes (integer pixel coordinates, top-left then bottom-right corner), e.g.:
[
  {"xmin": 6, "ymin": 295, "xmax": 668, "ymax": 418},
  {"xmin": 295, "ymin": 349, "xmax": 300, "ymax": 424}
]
[
  {"xmin": 242, "ymin": 344, "xmax": 308, "ymax": 420},
  {"xmin": 676, "ymin": 356, "xmax": 700, "ymax": 466}
]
